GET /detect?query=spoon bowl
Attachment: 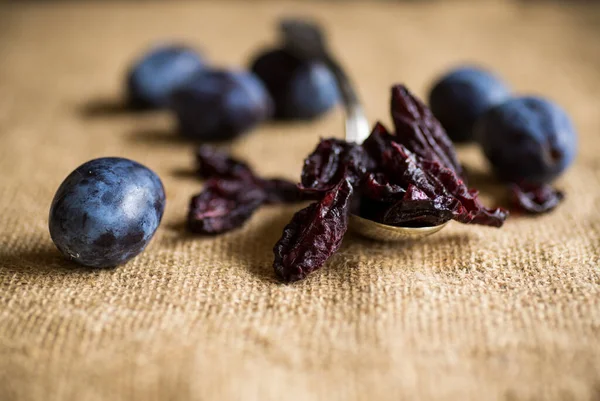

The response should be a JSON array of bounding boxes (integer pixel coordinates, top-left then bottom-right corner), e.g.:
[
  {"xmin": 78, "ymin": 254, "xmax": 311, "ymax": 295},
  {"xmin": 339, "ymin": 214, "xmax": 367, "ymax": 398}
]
[
  {"xmin": 350, "ymin": 215, "xmax": 449, "ymax": 242},
  {"xmin": 281, "ymin": 18, "xmax": 449, "ymax": 242}
]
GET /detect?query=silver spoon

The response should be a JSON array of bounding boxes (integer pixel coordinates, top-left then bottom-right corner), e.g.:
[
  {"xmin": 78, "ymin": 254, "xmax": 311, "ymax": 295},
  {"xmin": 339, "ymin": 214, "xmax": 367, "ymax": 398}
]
[{"xmin": 280, "ymin": 19, "xmax": 449, "ymax": 241}]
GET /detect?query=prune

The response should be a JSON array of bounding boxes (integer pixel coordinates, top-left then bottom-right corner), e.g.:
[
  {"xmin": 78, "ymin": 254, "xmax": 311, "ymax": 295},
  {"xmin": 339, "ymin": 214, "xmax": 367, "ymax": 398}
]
[
  {"xmin": 260, "ymin": 179, "xmax": 306, "ymax": 204},
  {"xmin": 300, "ymin": 138, "xmax": 372, "ymax": 193},
  {"xmin": 195, "ymin": 145, "xmax": 253, "ymax": 181},
  {"xmin": 428, "ymin": 66, "xmax": 510, "ymax": 142},
  {"xmin": 273, "ymin": 177, "xmax": 353, "ymax": 282},
  {"xmin": 509, "ymin": 183, "xmax": 564, "ymax": 214},
  {"xmin": 418, "ymin": 158, "xmax": 508, "ymax": 226},
  {"xmin": 382, "ymin": 200, "xmax": 455, "ymax": 227},
  {"xmin": 250, "ymin": 48, "xmax": 339, "ymax": 120},
  {"xmin": 188, "ymin": 146, "xmax": 308, "ymax": 234},
  {"xmin": 171, "ymin": 69, "xmax": 273, "ymax": 141},
  {"xmin": 273, "ymin": 84, "xmax": 508, "ymax": 282},
  {"xmin": 381, "ymin": 141, "xmax": 507, "ymax": 227},
  {"xmin": 475, "ymin": 96, "xmax": 577, "ymax": 185},
  {"xmin": 126, "ymin": 44, "xmax": 205, "ymax": 109},
  {"xmin": 390, "ymin": 86, "xmax": 464, "ymax": 177},
  {"xmin": 358, "ymin": 184, "xmax": 454, "ymax": 228},
  {"xmin": 49, "ymin": 158, "xmax": 165, "ymax": 268},
  {"xmin": 188, "ymin": 179, "xmax": 266, "ymax": 234},
  {"xmin": 360, "ymin": 172, "xmax": 405, "ymax": 201}
]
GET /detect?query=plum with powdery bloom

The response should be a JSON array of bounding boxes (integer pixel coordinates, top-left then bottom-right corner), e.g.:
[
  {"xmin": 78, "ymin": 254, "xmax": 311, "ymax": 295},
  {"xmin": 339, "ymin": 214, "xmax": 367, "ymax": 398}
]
[
  {"xmin": 126, "ymin": 44, "xmax": 205, "ymax": 109},
  {"xmin": 475, "ymin": 96, "xmax": 577, "ymax": 185},
  {"xmin": 171, "ymin": 69, "xmax": 273, "ymax": 141},
  {"xmin": 428, "ymin": 66, "xmax": 510, "ymax": 142},
  {"xmin": 49, "ymin": 158, "xmax": 165, "ymax": 268},
  {"xmin": 250, "ymin": 48, "xmax": 339, "ymax": 120}
]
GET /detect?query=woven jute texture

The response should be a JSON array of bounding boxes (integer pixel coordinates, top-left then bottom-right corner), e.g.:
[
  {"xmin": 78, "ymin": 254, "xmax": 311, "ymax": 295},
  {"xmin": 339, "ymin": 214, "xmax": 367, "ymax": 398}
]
[{"xmin": 1, "ymin": 1, "xmax": 599, "ymax": 400}]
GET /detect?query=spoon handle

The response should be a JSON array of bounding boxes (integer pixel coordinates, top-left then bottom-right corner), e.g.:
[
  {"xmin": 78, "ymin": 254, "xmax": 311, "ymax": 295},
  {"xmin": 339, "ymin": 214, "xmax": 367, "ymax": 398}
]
[
  {"xmin": 279, "ymin": 18, "xmax": 371, "ymax": 144},
  {"xmin": 322, "ymin": 56, "xmax": 371, "ymax": 144}
]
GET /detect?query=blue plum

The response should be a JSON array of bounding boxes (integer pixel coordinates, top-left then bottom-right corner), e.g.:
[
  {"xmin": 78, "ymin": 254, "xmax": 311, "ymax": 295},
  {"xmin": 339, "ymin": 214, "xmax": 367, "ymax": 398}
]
[
  {"xmin": 49, "ymin": 158, "xmax": 166, "ymax": 268},
  {"xmin": 475, "ymin": 96, "xmax": 577, "ymax": 184},
  {"xmin": 250, "ymin": 48, "xmax": 339, "ymax": 120},
  {"xmin": 126, "ymin": 44, "xmax": 205, "ymax": 109},
  {"xmin": 428, "ymin": 66, "xmax": 510, "ymax": 142},
  {"xmin": 170, "ymin": 69, "xmax": 273, "ymax": 141}
]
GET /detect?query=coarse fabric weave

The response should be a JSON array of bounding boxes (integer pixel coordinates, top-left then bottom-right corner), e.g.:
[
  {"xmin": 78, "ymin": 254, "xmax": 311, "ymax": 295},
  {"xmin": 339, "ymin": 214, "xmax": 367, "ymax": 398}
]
[{"xmin": 1, "ymin": 1, "xmax": 599, "ymax": 400}]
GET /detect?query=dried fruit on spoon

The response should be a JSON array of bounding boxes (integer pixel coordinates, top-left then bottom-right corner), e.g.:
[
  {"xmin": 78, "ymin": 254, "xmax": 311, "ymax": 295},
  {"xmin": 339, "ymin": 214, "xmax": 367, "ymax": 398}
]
[
  {"xmin": 273, "ymin": 85, "xmax": 508, "ymax": 282},
  {"xmin": 186, "ymin": 84, "xmax": 508, "ymax": 282}
]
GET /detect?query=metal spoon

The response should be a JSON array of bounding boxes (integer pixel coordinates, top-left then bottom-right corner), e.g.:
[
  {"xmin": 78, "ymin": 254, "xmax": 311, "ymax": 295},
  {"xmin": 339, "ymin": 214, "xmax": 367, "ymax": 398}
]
[{"xmin": 280, "ymin": 18, "xmax": 448, "ymax": 241}]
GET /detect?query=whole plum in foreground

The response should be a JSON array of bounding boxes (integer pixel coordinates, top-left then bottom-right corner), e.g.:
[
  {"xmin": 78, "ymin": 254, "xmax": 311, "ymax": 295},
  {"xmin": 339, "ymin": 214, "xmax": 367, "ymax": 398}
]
[
  {"xmin": 475, "ymin": 96, "xmax": 577, "ymax": 184},
  {"xmin": 428, "ymin": 66, "xmax": 510, "ymax": 142},
  {"xmin": 170, "ymin": 69, "xmax": 273, "ymax": 141},
  {"xmin": 126, "ymin": 44, "xmax": 205, "ymax": 109},
  {"xmin": 250, "ymin": 48, "xmax": 339, "ymax": 120},
  {"xmin": 49, "ymin": 158, "xmax": 166, "ymax": 268}
]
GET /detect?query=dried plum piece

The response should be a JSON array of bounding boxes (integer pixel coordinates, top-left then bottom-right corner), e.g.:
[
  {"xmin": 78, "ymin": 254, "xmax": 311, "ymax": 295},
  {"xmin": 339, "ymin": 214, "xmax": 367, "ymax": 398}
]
[
  {"xmin": 509, "ymin": 183, "xmax": 564, "ymax": 214},
  {"xmin": 358, "ymin": 184, "xmax": 455, "ymax": 227},
  {"xmin": 187, "ymin": 177, "xmax": 306, "ymax": 235},
  {"xmin": 380, "ymin": 143, "xmax": 442, "ymax": 198},
  {"xmin": 390, "ymin": 85, "xmax": 464, "ymax": 178},
  {"xmin": 382, "ymin": 200, "xmax": 454, "ymax": 227},
  {"xmin": 384, "ymin": 185, "xmax": 455, "ymax": 226},
  {"xmin": 273, "ymin": 177, "xmax": 353, "ymax": 282},
  {"xmin": 361, "ymin": 172, "xmax": 405, "ymax": 201},
  {"xmin": 404, "ymin": 184, "xmax": 429, "ymax": 200},
  {"xmin": 418, "ymin": 159, "xmax": 508, "ymax": 226},
  {"xmin": 343, "ymin": 141, "xmax": 376, "ymax": 184},
  {"xmin": 356, "ymin": 197, "xmax": 394, "ymax": 223},
  {"xmin": 300, "ymin": 138, "xmax": 346, "ymax": 191},
  {"xmin": 362, "ymin": 122, "xmax": 395, "ymax": 165},
  {"xmin": 195, "ymin": 145, "xmax": 255, "ymax": 181},
  {"xmin": 259, "ymin": 178, "xmax": 310, "ymax": 204},
  {"xmin": 300, "ymin": 138, "xmax": 373, "ymax": 193},
  {"xmin": 195, "ymin": 145, "xmax": 307, "ymax": 201},
  {"xmin": 379, "ymin": 141, "xmax": 508, "ymax": 227},
  {"xmin": 188, "ymin": 179, "xmax": 266, "ymax": 234}
]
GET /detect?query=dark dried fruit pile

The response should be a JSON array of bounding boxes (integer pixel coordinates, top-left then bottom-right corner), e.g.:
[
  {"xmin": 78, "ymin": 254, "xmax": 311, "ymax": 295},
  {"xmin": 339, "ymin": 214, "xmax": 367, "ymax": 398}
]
[
  {"xmin": 188, "ymin": 84, "xmax": 508, "ymax": 282},
  {"xmin": 188, "ymin": 146, "xmax": 309, "ymax": 234},
  {"xmin": 273, "ymin": 85, "xmax": 508, "ymax": 282},
  {"xmin": 508, "ymin": 183, "xmax": 564, "ymax": 214}
]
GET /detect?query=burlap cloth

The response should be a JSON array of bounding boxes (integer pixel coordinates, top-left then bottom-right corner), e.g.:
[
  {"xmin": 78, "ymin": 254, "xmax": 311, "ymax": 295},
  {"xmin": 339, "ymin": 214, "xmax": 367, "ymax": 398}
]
[{"xmin": 1, "ymin": 1, "xmax": 599, "ymax": 400}]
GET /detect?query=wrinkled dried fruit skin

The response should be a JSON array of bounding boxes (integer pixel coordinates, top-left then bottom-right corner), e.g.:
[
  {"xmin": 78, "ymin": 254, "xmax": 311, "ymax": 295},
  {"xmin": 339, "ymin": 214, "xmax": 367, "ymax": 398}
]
[
  {"xmin": 390, "ymin": 86, "xmax": 464, "ymax": 178},
  {"xmin": 383, "ymin": 184, "xmax": 455, "ymax": 226},
  {"xmin": 189, "ymin": 147, "xmax": 308, "ymax": 234},
  {"xmin": 380, "ymin": 143, "xmax": 441, "ymax": 198},
  {"xmin": 196, "ymin": 146, "xmax": 254, "ymax": 181},
  {"xmin": 273, "ymin": 178, "xmax": 353, "ymax": 282},
  {"xmin": 361, "ymin": 172, "xmax": 405, "ymax": 201},
  {"xmin": 509, "ymin": 183, "xmax": 564, "ymax": 214},
  {"xmin": 383, "ymin": 199, "xmax": 455, "ymax": 227},
  {"xmin": 362, "ymin": 122, "xmax": 396, "ymax": 165},
  {"xmin": 260, "ymin": 178, "xmax": 307, "ymax": 204},
  {"xmin": 300, "ymin": 138, "xmax": 346, "ymax": 191},
  {"xmin": 418, "ymin": 159, "xmax": 508, "ymax": 226},
  {"xmin": 188, "ymin": 179, "xmax": 266, "ymax": 234},
  {"xmin": 379, "ymin": 141, "xmax": 507, "ymax": 227},
  {"xmin": 300, "ymin": 138, "xmax": 373, "ymax": 193},
  {"xmin": 268, "ymin": 83, "xmax": 509, "ymax": 282}
]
